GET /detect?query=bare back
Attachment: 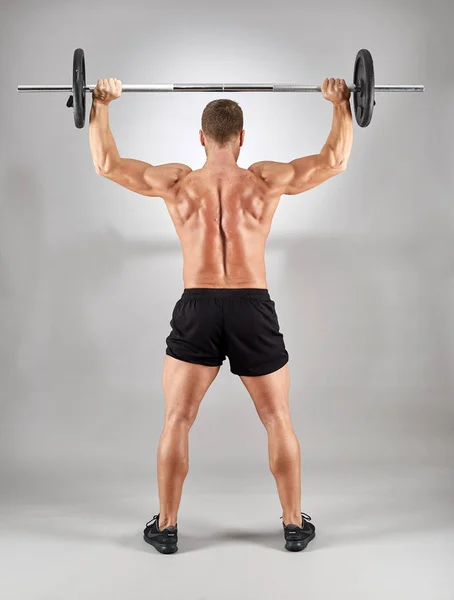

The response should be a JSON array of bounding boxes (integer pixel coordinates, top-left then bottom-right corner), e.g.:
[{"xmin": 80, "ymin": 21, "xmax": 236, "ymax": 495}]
[
  {"xmin": 165, "ymin": 166, "xmax": 280, "ymax": 289},
  {"xmin": 91, "ymin": 82, "xmax": 353, "ymax": 290}
]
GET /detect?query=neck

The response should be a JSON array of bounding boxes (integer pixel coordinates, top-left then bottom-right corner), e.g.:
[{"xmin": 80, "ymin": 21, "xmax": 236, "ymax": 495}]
[{"xmin": 204, "ymin": 146, "xmax": 238, "ymax": 167}]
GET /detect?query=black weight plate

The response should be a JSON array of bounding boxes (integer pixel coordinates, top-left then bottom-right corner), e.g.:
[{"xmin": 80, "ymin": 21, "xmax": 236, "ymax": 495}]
[
  {"xmin": 72, "ymin": 48, "xmax": 86, "ymax": 129},
  {"xmin": 353, "ymin": 49, "xmax": 375, "ymax": 128}
]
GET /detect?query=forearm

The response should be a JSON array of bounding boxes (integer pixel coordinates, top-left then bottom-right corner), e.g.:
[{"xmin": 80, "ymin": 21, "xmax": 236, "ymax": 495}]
[
  {"xmin": 320, "ymin": 101, "xmax": 353, "ymax": 170},
  {"xmin": 89, "ymin": 101, "xmax": 121, "ymax": 174}
]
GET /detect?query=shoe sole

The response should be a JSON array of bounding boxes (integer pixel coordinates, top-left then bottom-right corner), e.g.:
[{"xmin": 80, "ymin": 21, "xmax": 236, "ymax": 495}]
[
  {"xmin": 143, "ymin": 534, "xmax": 178, "ymax": 554},
  {"xmin": 285, "ymin": 531, "xmax": 316, "ymax": 552}
]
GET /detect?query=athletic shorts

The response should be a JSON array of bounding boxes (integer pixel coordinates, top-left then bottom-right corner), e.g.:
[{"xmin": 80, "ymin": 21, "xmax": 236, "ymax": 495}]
[{"xmin": 165, "ymin": 288, "xmax": 289, "ymax": 377}]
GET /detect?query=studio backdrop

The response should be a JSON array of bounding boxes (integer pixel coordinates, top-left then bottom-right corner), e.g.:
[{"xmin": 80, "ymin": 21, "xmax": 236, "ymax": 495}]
[{"xmin": 0, "ymin": 0, "xmax": 453, "ymax": 598}]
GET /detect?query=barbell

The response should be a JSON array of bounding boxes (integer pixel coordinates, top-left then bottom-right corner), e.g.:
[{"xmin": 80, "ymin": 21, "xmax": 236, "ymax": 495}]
[{"xmin": 17, "ymin": 48, "xmax": 424, "ymax": 129}]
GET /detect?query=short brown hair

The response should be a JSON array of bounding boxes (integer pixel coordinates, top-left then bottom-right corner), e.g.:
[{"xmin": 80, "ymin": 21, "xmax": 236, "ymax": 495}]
[{"xmin": 201, "ymin": 99, "xmax": 244, "ymax": 146}]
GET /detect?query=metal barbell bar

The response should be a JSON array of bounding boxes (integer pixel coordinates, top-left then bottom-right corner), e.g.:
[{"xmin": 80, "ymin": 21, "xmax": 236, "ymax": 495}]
[
  {"xmin": 17, "ymin": 48, "xmax": 425, "ymax": 129},
  {"xmin": 18, "ymin": 84, "xmax": 424, "ymax": 93}
]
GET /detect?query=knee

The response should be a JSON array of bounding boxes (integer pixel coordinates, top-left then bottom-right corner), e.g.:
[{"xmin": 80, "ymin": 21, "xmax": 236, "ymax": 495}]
[
  {"xmin": 165, "ymin": 409, "xmax": 197, "ymax": 429},
  {"xmin": 260, "ymin": 409, "xmax": 291, "ymax": 429}
]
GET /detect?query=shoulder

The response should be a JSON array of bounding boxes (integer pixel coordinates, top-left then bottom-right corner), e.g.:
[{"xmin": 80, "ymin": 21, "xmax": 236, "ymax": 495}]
[
  {"xmin": 162, "ymin": 163, "xmax": 193, "ymax": 180},
  {"xmin": 248, "ymin": 161, "xmax": 294, "ymax": 190},
  {"xmin": 145, "ymin": 163, "xmax": 192, "ymax": 188},
  {"xmin": 247, "ymin": 161, "xmax": 268, "ymax": 178}
]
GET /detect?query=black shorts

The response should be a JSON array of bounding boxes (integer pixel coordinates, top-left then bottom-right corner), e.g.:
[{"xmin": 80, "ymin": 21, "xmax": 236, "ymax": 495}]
[{"xmin": 165, "ymin": 288, "xmax": 289, "ymax": 377}]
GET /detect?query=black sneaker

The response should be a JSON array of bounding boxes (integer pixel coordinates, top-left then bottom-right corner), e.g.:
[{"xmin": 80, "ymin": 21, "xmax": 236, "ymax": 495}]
[
  {"xmin": 282, "ymin": 512, "xmax": 315, "ymax": 552},
  {"xmin": 143, "ymin": 514, "xmax": 178, "ymax": 554}
]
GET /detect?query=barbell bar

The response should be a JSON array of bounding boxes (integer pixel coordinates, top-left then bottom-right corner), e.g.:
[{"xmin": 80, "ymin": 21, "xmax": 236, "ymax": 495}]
[
  {"xmin": 17, "ymin": 48, "xmax": 424, "ymax": 129},
  {"xmin": 18, "ymin": 84, "xmax": 424, "ymax": 93}
]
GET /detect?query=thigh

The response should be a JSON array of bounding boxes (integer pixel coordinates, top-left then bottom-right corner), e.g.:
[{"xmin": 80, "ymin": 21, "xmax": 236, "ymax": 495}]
[
  {"xmin": 240, "ymin": 363, "xmax": 290, "ymax": 425},
  {"xmin": 162, "ymin": 355, "xmax": 220, "ymax": 424}
]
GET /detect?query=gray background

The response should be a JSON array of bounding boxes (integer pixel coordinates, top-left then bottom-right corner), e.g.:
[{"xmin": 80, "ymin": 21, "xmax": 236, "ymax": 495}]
[{"xmin": 1, "ymin": 0, "xmax": 453, "ymax": 598}]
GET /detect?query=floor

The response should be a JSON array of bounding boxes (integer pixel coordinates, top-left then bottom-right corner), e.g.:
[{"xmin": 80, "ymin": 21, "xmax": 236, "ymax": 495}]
[{"xmin": 1, "ymin": 466, "xmax": 453, "ymax": 600}]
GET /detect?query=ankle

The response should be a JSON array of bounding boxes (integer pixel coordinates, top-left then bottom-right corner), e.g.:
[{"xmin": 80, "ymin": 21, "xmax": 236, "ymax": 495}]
[
  {"xmin": 283, "ymin": 513, "xmax": 302, "ymax": 527},
  {"xmin": 158, "ymin": 516, "xmax": 177, "ymax": 530}
]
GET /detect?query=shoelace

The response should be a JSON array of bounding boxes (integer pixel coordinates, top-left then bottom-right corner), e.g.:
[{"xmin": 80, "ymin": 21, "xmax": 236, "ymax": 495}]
[
  {"xmin": 146, "ymin": 514, "xmax": 160, "ymax": 528},
  {"xmin": 146, "ymin": 514, "xmax": 178, "ymax": 531},
  {"xmin": 280, "ymin": 512, "xmax": 312, "ymax": 525}
]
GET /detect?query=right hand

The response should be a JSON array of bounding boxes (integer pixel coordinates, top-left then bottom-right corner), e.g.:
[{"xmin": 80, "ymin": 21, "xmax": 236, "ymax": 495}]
[
  {"xmin": 93, "ymin": 78, "xmax": 122, "ymax": 105},
  {"xmin": 321, "ymin": 78, "xmax": 350, "ymax": 105}
]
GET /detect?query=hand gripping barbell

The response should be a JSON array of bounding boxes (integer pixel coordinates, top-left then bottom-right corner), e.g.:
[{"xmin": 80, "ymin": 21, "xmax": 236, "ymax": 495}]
[{"xmin": 17, "ymin": 48, "xmax": 424, "ymax": 129}]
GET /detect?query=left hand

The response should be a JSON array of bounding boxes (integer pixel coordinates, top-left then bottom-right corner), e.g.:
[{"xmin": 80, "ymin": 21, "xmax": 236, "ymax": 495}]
[{"xmin": 93, "ymin": 78, "xmax": 122, "ymax": 105}]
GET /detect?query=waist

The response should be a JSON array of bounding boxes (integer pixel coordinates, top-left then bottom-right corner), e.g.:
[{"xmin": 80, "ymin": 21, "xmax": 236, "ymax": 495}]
[{"xmin": 182, "ymin": 288, "xmax": 270, "ymax": 301}]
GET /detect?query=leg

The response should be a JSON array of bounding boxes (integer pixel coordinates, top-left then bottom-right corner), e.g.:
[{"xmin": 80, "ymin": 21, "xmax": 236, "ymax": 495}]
[
  {"xmin": 157, "ymin": 355, "xmax": 220, "ymax": 529},
  {"xmin": 240, "ymin": 363, "xmax": 303, "ymax": 526}
]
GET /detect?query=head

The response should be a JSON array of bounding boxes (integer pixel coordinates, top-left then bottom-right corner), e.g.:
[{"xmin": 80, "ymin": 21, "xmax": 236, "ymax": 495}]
[{"xmin": 200, "ymin": 99, "xmax": 245, "ymax": 162}]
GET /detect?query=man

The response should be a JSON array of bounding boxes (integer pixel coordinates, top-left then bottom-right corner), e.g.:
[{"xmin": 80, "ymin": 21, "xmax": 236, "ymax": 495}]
[{"xmin": 89, "ymin": 77, "xmax": 353, "ymax": 554}]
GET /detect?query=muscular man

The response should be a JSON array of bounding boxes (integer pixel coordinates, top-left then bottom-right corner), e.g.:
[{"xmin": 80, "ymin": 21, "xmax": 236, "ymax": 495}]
[{"xmin": 89, "ymin": 78, "xmax": 353, "ymax": 554}]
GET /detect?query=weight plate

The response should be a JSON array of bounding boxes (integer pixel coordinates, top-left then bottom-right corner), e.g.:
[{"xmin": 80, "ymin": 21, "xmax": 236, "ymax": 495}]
[
  {"xmin": 72, "ymin": 48, "xmax": 86, "ymax": 129},
  {"xmin": 353, "ymin": 49, "xmax": 375, "ymax": 128}
]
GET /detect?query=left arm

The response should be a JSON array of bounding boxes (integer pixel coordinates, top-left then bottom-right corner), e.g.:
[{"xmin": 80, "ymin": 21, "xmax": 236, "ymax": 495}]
[{"xmin": 89, "ymin": 78, "xmax": 191, "ymax": 197}]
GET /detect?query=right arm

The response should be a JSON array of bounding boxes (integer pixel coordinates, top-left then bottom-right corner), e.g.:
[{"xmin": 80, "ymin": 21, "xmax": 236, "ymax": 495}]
[{"xmin": 249, "ymin": 78, "xmax": 353, "ymax": 195}]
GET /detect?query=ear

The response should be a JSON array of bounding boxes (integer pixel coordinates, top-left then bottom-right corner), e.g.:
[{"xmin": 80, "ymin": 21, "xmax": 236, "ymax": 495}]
[
  {"xmin": 199, "ymin": 130, "xmax": 205, "ymax": 147},
  {"xmin": 239, "ymin": 130, "xmax": 245, "ymax": 147}
]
